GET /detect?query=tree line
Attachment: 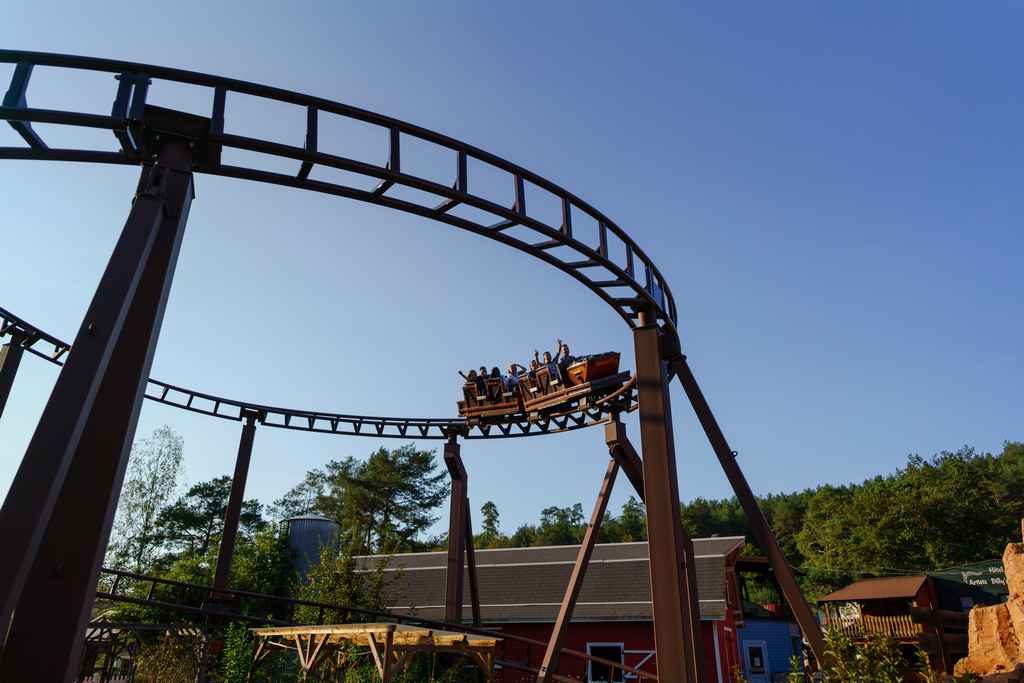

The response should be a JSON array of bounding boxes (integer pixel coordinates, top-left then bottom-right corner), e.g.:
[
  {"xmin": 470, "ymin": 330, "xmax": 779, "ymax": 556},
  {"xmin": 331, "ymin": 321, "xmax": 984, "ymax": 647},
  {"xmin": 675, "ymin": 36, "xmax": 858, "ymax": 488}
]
[{"xmin": 108, "ymin": 427, "xmax": 1023, "ymax": 604}]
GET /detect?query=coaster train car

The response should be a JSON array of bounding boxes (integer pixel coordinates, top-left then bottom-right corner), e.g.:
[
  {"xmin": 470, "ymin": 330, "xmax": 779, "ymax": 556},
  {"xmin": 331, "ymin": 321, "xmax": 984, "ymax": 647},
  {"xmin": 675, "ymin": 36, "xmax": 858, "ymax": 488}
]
[{"xmin": 457, "ymin": 352, "xmax": 630, "ymax": 425}]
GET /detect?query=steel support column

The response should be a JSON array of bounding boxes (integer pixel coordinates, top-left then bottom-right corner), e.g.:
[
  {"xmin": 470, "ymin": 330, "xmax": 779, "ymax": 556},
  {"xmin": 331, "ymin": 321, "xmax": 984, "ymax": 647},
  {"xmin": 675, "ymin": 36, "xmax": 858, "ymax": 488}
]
[
  {"xmin": 634, "ymin": 310, "xmax": 705, "ymax": 683},
  {"xmin": 464, "ymin": 505, "xmax": 482, "ymax": 628},
  {"xmin": 212, "ymin": 410, "xmax": 259, "ymax": 592},
  {"xmin": 538, "ymin": 457, "xmax": 619, "ymax": 683},
  {"xmin": 0, "ymin": 140, "xmax": 194, "ymax": 682},
  {"xmin": 673, "ymin": 356, "xmax": 826, "ymax": 667},
  {"xmin": 443, "ymin": 437, "xmax": 467, "ymax": 626},
  {"xmin": 0, "ymin": 331, "xmax": 26, "ymax": 419}
]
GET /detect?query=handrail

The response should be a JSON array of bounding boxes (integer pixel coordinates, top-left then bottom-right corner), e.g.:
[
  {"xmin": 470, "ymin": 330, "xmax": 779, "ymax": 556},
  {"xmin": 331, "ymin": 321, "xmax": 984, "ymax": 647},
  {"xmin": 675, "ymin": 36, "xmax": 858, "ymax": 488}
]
[
  {"xmin": 97, "ymin": 567, "xmax": 657, "ymax": 681},
  {"xmin": 830, "ymin": 613, "xmax": 921, "ymax": 639}
]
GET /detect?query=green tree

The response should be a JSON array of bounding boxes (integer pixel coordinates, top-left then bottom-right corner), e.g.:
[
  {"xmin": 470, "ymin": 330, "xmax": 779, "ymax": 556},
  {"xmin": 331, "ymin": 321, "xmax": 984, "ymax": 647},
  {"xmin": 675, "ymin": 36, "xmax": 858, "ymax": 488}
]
[
  {"xmin": 598, "ymin": 497, "xmax": 647, "ymax": 543},
  {"xmin": 510, "ymin": 523, "xmax": 537, "ymax": 547},
  {"xmin": 535, "ymin": 504, "xmax": 586, "ymax": 546},
  {"xmin": 293, "ymin": 538, "xmax": 404, "ymax": 625},
  {"xmin": 280, "ymin": 445, "xmax": 448, "ymax": 554},
  {"xmin": 156, "ymin": 475, "xmax": 265, "ymax": 559},
  {"xmin": 108, "ymin": 425, "xmax": 185, "ymax": 572},
  {"xmin": 475, "ymin": 501, "xmax": 510, "ymax": 549},
  {"xmin": 797, "ymin": 484, "xmax": 856, "ymax": 573},
  {"xmin": 982, "ymin": 441, "xmax": 1024, "ymax": 548},
  {"xmin": 272, "ymin": 467, "xmax": 326, "ymax": 519}
]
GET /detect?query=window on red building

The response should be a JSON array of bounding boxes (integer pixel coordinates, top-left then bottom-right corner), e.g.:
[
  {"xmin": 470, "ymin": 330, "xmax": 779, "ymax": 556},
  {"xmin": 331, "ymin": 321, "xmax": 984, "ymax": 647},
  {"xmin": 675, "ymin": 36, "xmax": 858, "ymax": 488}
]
[{"xmin": 587, "ymin": 643, "xmax": 624, "ymax": 682}]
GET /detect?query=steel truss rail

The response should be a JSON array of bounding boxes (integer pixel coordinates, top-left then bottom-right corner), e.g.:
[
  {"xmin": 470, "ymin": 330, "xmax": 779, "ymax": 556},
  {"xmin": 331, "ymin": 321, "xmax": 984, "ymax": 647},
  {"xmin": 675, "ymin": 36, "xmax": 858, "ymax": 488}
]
[
  {"xmin": 0, "ymin": 50, "xmax": 678, "ymax": 339},
  {"xmin": 1, "ymin": 305, "xmax": 636, "ymax": 439}
]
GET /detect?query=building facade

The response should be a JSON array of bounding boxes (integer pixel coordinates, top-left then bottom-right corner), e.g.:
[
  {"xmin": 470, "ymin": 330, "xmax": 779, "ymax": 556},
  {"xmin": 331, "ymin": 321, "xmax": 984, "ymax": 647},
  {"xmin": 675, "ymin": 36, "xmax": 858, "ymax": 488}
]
[{"xmin": 363, "ymin": 537, "xmax": 747, "ymax": 682}]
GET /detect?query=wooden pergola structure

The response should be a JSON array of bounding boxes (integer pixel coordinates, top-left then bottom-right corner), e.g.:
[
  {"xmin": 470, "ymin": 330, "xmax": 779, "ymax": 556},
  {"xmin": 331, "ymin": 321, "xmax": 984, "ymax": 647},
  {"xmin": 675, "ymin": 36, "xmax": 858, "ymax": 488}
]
[{"xmin": 248, "ymin": 623, "xmax": 500, "ymax": 682}]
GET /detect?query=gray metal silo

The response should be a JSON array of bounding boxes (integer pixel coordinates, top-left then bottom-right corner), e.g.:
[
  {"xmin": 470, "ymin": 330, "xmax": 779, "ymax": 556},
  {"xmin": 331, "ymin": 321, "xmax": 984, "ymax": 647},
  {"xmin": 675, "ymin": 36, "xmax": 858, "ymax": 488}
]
[{"xmin": 282, "ymin": 514, "xmax": 339, "ymax": 584}]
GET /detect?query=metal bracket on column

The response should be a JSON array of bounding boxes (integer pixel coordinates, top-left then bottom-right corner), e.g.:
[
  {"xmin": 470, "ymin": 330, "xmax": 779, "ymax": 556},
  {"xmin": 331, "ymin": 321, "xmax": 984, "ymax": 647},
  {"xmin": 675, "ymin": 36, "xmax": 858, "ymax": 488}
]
[
  {"xmin": 0, "ymin": 331, "xmax": 28, "ymax": 420},
  {"xmin": 605, "ymin": 414, "xmax": 645, "ymax": 503},
  {"xmin": 2, "ymin": 61, "xmax": 47, "ymax": 150},
  {"xmin": 0, "ymin": 132, "xmax": 196, "ymax": 681}
]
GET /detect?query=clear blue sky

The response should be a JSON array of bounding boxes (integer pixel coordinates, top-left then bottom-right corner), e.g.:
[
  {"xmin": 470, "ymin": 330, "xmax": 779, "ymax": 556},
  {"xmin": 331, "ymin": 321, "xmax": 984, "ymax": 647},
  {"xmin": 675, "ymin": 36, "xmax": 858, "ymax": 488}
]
[{"xmin": 1, "ymin": 2, "xmax": 1021, "ymax": 539}]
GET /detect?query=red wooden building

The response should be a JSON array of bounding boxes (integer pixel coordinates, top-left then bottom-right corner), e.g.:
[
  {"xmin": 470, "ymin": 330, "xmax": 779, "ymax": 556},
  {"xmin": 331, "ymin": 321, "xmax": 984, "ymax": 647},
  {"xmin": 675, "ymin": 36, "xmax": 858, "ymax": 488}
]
[{"xmin": 366, "ymin": 537, "xmax": 746, "ymax": 682}]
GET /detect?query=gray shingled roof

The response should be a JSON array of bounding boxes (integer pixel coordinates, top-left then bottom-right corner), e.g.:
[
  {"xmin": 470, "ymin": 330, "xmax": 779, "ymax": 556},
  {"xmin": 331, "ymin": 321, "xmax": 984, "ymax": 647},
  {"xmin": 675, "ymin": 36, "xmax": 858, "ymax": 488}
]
[{"xmin": 358, "ymin": 538, "xmax": 744, "ymax": 623}]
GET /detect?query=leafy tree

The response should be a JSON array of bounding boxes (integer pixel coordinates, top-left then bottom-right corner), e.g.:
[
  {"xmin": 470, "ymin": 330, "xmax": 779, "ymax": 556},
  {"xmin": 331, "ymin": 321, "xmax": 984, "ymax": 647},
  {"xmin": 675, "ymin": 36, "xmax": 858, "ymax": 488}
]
[
  {"xmin": 156, "ymin": 475, "xmax": 265, "ymax": 559},
  {"xmin": 796, "ymin": 484, "xmax": 856, "ymax": 573},
  {"xmin": 598, "ymin": 497, "xmax": 647, "ymax": 543},
  {"xmin": 293, "ymin": 538, "xmax": 404, "ymax": 625},
  {"xmin": 759, "ymin": 490, "xmax": 811, "ymax": 563},
  {"xmin": 279, "ymin": 445, "xmax": 448, "ymax": 555},
  {"xmin": 271, "ymin": 468, "xmax": 325, "ymax": 520},
  {"xmin": 480, "ymin": 501, "xmax": 500, "ymax": 537},
  {"xmin": 510, "ymin": 523, "xmax": 537, "ymax": 547},
  {"xmin": 535, "ymin": 504, "xmax": 586, "ymax": 546},
  {"xmin": 475, "ymin": 501, "xmax": 510, "ymax": 549},
  {"xmin": 982, "ymin": 441, "xmax": 1024, "ymax": 546},
  {"xmin": 108, "ymin": 425, "xmax": 185, "ymax": 572}
]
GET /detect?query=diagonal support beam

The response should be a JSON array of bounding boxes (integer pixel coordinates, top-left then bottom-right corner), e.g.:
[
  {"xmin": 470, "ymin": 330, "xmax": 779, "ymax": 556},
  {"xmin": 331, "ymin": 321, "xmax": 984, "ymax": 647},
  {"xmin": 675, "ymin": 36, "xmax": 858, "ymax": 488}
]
[
  {"xmin": 537, "ymin": 457, "xmax": 619, "ymax": 683},
  {"xmin": 465, "ymin": 504, "xmax": 482, "ymax": 628},
  {"xmin": 672, "ymin": 354, "xmax": 826, "ymax": 667},
  {"xmin": 444, "ymin": 437, "xmax": 467, "ymax": 626},
  {"xmin": 212, "ymin": 410, "xmax": 259, "ymax": 593},
  {"xmin": 0, "ymin": 139, "xmax": 195, "ymax": 681}
]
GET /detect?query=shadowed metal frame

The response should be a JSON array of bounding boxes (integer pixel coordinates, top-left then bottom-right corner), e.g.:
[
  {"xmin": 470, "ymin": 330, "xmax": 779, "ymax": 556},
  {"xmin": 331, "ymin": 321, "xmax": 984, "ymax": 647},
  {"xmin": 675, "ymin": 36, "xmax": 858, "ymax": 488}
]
[
  {"xmin": 0, "ymin": 50, "xmax": 825, "ymax": 683},
  {"xmin": 1, "ymin": 50, "xmax": 677, "ymax": 334}
]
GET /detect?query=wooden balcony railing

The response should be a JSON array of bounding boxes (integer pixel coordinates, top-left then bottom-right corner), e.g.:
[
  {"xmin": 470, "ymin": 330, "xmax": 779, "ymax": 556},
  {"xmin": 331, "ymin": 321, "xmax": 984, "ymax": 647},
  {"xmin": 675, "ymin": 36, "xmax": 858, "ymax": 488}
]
[{"xmin": 830, "ymin": 614, "xmax": 922, "ymax": 639}]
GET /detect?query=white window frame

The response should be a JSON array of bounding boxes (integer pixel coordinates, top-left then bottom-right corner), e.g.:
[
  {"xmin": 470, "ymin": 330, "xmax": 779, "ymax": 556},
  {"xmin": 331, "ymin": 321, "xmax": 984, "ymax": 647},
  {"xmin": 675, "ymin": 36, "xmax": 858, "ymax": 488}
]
[
  {"xmin": 744, "ymin": 640, "xmax": 770, "ymax": 681},
  {"xmin": 623, "ymin": 649, "xmax": 655, "ymax": 680}
]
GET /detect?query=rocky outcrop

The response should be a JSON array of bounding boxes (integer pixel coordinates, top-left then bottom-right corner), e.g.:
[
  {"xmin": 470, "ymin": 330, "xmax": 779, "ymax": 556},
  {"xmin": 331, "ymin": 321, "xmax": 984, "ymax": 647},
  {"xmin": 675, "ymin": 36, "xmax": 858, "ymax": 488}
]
[{"xmin": 955, "ymin": 521, "xmax": 1024, "ymax": 677}]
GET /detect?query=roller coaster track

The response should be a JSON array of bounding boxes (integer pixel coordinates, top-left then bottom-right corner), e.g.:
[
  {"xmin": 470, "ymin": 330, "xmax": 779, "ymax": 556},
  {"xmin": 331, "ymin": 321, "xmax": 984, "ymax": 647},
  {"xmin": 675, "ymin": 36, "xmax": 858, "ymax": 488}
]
[
  {"xmin": 0, "ymin": 50, "xmax": 678, "ymax": 338},
  {"xmin": 0, "ymin": 51, "xmax": 829, "ymax": 679},
  {"xmin": 1, "ymin": 305, "xmax": 636, "ymax": 439}
]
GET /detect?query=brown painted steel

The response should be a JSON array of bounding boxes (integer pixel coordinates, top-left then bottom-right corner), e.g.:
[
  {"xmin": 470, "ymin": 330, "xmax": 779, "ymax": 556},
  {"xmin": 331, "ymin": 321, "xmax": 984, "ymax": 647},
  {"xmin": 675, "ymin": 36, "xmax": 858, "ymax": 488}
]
[
  {"xmin": 0, "ymin": 141, "xmax": 194, "ymax": 681},
  {"xmin": 673, "ymin": 355, "xmax": 826, "ymax": 668},
  {"xmin": 443, "ymin": 439, "xmax": 467, "ymax": 625},
  {"xmin": 538, "ymin": 457, "xmax": 620, "ymax": 683},
  {"xmin": 605, "ymin": 415, "xmax": 646, "ymax": 503},
  {"xmin": 464, "ymin": 505, "xmax": 482, "ymax": 628},
  {"xmin": 0, "ymin": 304, "xmax": 638, "ymax": 440},
  {"xmin": 212, "ymin": 410, "xmax": 259, "ymax": 592},
  {"xmin": 634, "ymin": 311, "xmax": 704, "ymax": 683},
  {"xmin": 0, "ymin": 51, "xmax": 679, "ymax": 336},
  {"xmin": 0, "ymin": 332, "xmax": 26, "ymax": 419}
]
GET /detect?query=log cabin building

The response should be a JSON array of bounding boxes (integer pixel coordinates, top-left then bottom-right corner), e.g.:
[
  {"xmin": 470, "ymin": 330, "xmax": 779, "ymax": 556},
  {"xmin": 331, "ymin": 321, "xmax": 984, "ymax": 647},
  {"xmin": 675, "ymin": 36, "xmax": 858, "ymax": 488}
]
[{"xmin": 817, "ymin": 559, "xmax": 1010, "ymax": 674}]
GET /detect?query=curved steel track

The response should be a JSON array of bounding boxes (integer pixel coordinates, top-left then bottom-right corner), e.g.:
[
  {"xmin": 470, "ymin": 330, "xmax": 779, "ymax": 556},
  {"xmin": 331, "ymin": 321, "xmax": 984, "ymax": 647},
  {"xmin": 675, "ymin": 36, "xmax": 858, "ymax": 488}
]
[
  {"xmin": 0, "ymin": 49, "xmax": 671, "ymax": 440},
  {"xmin": 0, "ymin": 50, "xmax": 678, "ymax": 335},
  {"xmin": 1, "ymin": 305, "xmax": 636, "ymax": 439}
]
